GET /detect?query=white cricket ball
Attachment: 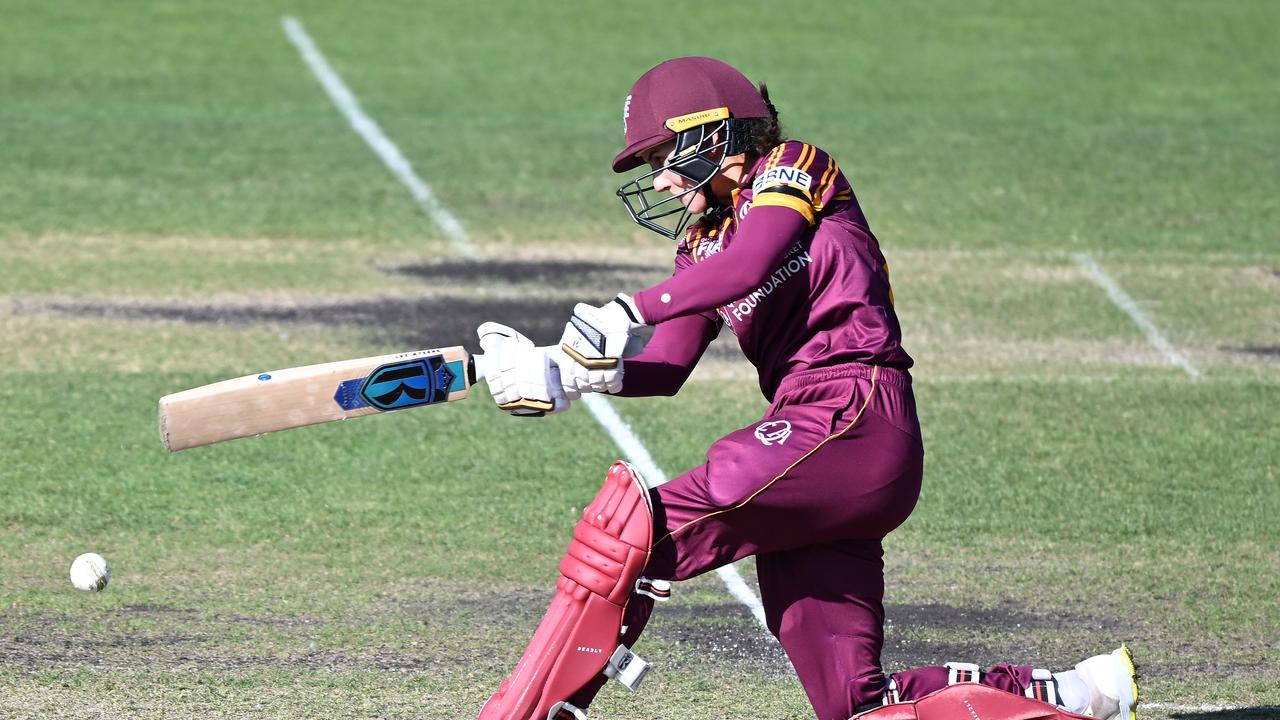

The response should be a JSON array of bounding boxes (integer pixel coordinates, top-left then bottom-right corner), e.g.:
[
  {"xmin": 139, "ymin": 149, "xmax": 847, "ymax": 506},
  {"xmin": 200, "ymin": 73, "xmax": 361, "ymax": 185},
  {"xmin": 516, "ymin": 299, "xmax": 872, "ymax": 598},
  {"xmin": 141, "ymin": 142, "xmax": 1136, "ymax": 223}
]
[{"xmin": 70, "ymin": 552, "xmax": 111, "ymax": 592}]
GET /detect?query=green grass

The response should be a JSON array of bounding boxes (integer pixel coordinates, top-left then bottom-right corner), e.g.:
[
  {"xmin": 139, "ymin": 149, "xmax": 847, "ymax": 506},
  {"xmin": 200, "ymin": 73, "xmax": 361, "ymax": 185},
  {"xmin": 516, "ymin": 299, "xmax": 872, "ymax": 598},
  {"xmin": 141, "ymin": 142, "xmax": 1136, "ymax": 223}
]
[
  {"xmin": 1, "ymin": 1, "xmax": 1278, "ymax": 718},
  {"xmin": 2, "ymin": 2, "xmax": 1277, "ymax": 250}
]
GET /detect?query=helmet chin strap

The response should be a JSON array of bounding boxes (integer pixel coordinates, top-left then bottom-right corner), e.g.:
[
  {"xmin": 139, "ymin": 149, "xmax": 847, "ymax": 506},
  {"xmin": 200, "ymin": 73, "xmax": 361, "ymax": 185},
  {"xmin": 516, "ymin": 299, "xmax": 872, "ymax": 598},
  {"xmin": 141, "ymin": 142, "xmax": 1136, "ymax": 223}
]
[
  {"xmin": 701, "ymin": 186, "xmax": 727, "ymax": 214},
  {"xmin": 699, "ymin": 184, "xmax": 719, "ymax": 210}
]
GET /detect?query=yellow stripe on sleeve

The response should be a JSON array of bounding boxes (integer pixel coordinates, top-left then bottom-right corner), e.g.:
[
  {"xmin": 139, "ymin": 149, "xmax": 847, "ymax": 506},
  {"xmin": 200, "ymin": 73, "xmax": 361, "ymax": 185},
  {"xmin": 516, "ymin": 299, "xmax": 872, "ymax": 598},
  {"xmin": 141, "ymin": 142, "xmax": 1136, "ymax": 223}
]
[
  {"xmin": 812, "ymin": 156, "xmax": 839, "ymax": 211},
  {"xmin": 751, "ymin": 192, "xmax": 816, "ymax": 224},
  {"xmin": 764, "ymin": 144, "xmax": 786, "ymax": 172},
  {"xmin": 795, "ymin": 145, "xmax": 819, "ymax": 199},
  {"xmin": 798, "ymin": 143, "xmax": 817, "ymax": 174}
]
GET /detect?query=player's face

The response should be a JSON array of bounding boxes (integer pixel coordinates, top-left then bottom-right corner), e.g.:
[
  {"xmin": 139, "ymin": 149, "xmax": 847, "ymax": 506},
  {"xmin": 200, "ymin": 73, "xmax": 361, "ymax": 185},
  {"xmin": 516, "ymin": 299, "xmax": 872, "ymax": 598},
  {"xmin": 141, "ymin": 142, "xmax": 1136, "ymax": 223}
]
[
  {"xmin": 642, "ymin": 138, "xmax": 747, "ymax": 215},
  {"xmin": 643, "ymin": 142, "xmax": 711, "ymax": 214}
]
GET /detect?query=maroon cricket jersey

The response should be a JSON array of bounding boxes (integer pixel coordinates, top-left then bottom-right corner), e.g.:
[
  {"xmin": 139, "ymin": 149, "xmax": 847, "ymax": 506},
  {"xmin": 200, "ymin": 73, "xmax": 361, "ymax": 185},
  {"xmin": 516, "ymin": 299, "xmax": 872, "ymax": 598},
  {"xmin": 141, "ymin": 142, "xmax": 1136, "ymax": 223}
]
[{"xmin": 630, "ymin": 140, "xmax": 913, "ymax": 399}]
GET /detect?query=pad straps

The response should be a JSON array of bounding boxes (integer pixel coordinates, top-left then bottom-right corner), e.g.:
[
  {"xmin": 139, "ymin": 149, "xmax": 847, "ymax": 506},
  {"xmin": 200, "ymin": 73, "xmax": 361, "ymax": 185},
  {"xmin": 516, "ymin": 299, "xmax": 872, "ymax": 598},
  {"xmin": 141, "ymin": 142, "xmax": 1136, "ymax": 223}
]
[{"xmin": 1024, "ymin": 668, "xmax": 1062, "ymax": 706}]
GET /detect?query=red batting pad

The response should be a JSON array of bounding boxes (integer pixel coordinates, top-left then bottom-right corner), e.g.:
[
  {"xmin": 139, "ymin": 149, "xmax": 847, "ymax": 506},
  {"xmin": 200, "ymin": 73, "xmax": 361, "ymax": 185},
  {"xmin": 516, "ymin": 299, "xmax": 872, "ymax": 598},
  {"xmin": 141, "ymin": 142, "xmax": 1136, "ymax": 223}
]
[
  {"xmin": 852, "ymin": 683, "xmax": 1094, "ymax": 720},
  {"xmin": 480, "ymin": 462, "xmax": 653, "ymax": 720}
]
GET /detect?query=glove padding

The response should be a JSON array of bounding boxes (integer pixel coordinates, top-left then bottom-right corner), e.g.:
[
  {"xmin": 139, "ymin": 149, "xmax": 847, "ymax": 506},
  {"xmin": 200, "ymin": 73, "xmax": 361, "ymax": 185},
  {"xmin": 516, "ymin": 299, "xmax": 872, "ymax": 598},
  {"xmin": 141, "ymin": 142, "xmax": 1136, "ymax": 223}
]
[
  {"xmin": 555, "ymin": 295, "xmax": 648, "ymax": 397},
  {"xmin": 477, "ymin": 322, "xmax": 569, "ymax": 416}
]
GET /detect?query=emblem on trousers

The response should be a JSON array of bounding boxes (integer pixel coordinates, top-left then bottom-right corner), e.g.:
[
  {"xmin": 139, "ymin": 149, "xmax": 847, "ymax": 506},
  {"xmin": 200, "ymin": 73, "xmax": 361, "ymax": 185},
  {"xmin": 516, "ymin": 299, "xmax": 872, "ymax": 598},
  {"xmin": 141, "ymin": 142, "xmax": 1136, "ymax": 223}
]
[{"xmin": 754, "ymin": 420, "xmax": 792, "ymax": 446}]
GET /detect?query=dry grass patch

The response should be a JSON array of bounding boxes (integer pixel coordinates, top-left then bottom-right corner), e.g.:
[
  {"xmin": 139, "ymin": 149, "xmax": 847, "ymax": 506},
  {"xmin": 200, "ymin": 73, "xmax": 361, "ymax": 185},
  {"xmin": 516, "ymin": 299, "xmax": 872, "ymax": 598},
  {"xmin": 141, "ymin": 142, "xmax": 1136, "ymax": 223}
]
[{"xmin": 0, "ymin": 314, "xmax": 365, "ymax": 373}]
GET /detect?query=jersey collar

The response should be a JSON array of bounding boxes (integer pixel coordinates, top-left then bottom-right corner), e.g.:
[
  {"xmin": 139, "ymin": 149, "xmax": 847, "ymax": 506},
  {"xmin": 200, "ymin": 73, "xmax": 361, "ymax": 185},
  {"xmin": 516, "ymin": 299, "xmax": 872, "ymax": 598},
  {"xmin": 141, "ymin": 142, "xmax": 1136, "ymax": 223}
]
[{"xmin": 739, "ymin": 151, "xmax": 774, "ymax": 188}]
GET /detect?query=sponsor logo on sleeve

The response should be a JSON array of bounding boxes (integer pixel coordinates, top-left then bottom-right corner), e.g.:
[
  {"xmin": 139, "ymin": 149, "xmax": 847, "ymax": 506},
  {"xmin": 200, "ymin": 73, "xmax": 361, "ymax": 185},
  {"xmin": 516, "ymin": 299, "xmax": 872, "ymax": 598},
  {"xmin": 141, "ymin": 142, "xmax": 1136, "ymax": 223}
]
[
  {"xmin": 754, "ymin": 420, "xmax": 792, "ymax": 446},
  {"xmin": 752, "ymin": 166, "xmax": 813, "ymax": 195},
  {"xmin": 724, "ymin": 242, "xmax": 813, "ymax": 325}
]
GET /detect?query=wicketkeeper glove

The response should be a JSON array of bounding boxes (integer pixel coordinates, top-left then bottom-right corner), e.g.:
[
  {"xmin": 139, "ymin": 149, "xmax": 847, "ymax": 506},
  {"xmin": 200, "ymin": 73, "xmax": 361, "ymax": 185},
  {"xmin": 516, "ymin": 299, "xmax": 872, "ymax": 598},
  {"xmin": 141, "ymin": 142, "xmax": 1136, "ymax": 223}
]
[
  {"xmin": 552, "ymin": 294, "xmax": 648, "ymax": 397},
  {"xmin": 476, "ymin": 322, "xmax": 570, "ymax": 416}
]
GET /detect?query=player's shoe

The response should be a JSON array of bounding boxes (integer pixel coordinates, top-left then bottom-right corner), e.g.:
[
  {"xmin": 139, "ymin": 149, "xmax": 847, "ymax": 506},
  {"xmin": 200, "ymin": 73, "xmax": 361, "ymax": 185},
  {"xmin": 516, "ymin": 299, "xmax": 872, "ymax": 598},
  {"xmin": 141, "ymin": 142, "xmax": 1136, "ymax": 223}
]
[{"xmin": 1073, "ymin": 644, "xmax": 1140, "ymax": 719}]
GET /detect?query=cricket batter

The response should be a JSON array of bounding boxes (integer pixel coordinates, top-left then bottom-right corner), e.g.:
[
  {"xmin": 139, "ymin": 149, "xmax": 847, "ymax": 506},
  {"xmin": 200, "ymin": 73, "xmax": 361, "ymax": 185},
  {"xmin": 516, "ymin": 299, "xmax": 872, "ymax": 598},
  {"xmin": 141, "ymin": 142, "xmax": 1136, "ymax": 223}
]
[{"xmin": 475, "ymin": 57, "xmax": 1139, "ymax": 720}]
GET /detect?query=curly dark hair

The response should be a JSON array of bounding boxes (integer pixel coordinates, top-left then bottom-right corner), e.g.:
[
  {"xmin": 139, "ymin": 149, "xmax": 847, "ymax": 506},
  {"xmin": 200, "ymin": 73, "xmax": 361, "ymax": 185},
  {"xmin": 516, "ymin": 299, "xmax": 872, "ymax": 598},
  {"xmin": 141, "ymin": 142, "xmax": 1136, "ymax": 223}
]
[{"xmin": 734, "ymin": 83, "xmax": 785, "ymax": 159}]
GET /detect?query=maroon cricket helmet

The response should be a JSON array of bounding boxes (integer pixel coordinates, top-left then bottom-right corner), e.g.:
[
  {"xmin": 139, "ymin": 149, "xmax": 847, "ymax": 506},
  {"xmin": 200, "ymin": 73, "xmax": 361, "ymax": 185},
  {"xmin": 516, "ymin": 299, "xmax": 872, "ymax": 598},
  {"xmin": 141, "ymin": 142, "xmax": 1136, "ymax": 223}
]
[{"xmin": 612, "ymin": 56, "xmax": 771, "ymax": 173}]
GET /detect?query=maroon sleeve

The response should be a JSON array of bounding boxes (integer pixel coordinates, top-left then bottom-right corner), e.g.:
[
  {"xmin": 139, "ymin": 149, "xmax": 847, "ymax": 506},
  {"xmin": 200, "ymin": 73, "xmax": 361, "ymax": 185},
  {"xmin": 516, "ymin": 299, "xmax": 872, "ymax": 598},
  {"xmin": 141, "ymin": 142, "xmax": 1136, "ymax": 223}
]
[
  {"xmin": 632, "ymin": 205, "xmax": 809, "ymax": 325},
  {"xmin": 615, "ymin": 313, "xmax": 719, "ymax": 397}
]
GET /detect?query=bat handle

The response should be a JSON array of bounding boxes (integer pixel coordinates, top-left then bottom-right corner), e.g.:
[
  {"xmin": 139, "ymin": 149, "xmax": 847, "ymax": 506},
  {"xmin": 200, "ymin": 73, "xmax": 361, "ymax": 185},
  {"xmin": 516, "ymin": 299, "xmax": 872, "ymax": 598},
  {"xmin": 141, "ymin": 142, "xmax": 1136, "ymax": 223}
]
[{"xmin": 469, "ymin": 354, "xmax": 488, "ymax": 384}]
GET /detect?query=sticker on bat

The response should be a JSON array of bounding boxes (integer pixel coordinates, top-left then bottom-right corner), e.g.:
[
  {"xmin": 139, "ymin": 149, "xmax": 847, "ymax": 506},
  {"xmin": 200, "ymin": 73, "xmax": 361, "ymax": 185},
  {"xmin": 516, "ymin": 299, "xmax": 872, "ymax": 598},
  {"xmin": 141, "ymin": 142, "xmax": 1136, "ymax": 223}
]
[
  {"xmin": 357, "ymin": 355, "xmax": 457, "ymax": 411},
  {"xmin": 333, "ymin": 378, "xmax": 369, "ymax": 411}
]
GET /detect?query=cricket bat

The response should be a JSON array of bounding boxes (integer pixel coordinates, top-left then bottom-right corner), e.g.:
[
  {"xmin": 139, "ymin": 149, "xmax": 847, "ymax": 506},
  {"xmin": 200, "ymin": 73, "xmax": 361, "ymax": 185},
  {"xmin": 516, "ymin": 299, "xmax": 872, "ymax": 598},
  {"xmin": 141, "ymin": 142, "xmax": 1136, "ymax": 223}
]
[{"xmin": 158, "ymin": 347, "xmax": 495, "ymax": 452}]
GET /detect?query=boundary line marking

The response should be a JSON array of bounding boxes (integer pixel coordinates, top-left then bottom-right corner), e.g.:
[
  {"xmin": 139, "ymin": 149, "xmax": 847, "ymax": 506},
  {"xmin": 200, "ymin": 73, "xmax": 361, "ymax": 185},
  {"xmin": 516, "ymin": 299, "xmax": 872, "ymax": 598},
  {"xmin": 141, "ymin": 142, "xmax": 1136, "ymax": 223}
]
[
  {"xmin": 1073, "ymin": 252, "xmax": 1203, "ymax": 380},
  {"xmin": 280, "ymin": 16, "xmax": 769, "ymax": 632},
  {"xmin": 281, "ymin": 17, "xmax": 476, "ymax": 259}
]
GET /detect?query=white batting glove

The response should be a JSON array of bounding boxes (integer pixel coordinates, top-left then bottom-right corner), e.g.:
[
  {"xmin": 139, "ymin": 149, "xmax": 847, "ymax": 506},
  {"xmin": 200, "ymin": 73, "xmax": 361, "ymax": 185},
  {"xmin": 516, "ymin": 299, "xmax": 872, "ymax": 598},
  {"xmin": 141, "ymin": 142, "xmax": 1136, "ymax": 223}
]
[
  {"xmin": 546, "ymin": 345, "xmax": 616, "ymax": 398},
  {"xmin": 476, "ymin": 322, "xmax": 569, "ymax": 416},
  {"xmin": 555, "ymin": 295, "xmax": 648, "ymax": 396}
]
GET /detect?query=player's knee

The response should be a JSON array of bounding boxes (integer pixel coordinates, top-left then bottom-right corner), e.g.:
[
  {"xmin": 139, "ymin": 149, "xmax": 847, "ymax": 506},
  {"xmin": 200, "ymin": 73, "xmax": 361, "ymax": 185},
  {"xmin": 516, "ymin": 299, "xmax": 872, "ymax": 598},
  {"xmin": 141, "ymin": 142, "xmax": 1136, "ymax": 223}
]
[
  {"xmin": 702, "ymin": 450, "xmax": 758, "ymax": 508},
  {"xmin": 479, "ymin": 461, "xmax": 670, "ymax": 720},
  {"xmin": 562, "ymin": 462, "xmax": 652, "ymax": 581}
]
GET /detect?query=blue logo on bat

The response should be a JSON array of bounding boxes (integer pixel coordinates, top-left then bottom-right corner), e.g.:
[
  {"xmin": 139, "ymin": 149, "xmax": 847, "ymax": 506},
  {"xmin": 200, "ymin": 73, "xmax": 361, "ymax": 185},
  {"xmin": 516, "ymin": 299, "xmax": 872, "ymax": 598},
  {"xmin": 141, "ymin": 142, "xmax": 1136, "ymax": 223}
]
[
  {"xmin": 333, "ymin": 378, "xmax": 368, "ymax": 411},
  {"xmin": 356, "ymin": 355, "xmax": 456, "ymax": 411}
]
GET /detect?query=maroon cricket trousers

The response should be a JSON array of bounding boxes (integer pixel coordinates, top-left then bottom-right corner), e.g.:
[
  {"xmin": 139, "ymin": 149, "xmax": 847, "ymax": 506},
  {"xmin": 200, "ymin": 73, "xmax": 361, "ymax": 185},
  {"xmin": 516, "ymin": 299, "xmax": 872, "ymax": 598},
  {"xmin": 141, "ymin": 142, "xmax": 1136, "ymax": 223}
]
[{"xmin": 573, "ymin": 362, "xmax": 1035, "ymax": 719}]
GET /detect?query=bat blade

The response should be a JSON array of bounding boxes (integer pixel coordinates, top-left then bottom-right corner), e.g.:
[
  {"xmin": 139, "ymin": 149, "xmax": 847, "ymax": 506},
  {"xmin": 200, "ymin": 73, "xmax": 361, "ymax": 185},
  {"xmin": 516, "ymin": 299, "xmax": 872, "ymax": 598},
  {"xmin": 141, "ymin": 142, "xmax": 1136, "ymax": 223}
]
[{"xmin": 159, "ymin": 347, "xmax": 479, "ymax": 452}]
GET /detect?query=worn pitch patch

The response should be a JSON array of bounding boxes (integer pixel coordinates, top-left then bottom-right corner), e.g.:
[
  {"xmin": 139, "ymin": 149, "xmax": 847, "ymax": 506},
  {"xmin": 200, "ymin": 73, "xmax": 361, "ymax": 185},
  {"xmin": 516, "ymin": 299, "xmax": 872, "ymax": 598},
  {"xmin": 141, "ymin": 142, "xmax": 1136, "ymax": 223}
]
[
  {"xmin": 22, "ymin": 258, "xmax": 749, "ymax": 364},
  {"xmin": 1220, "ymin": 345, "xmax": 1280, "ymax": 359},
  {"xmin": 387, "ymin": 258, "xmax": 663, "ymax": 288},
  {"xmin": 31, "ymin": 259, "xmax": 664, "ymax": 347}
]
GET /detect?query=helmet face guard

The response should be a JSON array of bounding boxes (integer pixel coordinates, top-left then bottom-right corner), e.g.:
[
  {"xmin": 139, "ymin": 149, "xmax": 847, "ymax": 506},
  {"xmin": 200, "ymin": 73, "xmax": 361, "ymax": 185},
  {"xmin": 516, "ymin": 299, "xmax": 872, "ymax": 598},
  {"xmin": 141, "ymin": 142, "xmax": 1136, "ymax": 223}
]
[{"xmin": 617, "ymin": 118, "xmax": 745, "ymax": 240}]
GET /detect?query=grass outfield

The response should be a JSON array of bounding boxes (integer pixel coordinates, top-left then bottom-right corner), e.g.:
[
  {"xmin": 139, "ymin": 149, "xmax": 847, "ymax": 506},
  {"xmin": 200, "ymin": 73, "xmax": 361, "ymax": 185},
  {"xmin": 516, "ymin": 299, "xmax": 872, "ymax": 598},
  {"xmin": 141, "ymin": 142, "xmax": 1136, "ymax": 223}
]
[{"xmin": 1, "ymin": 2, "xmax": 1277, "ymax": 719}]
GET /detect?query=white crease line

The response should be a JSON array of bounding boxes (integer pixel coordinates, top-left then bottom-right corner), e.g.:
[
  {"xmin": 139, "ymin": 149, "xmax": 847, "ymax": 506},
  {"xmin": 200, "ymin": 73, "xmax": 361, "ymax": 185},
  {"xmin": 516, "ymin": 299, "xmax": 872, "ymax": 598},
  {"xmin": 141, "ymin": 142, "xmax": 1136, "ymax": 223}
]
[
  {"xmin": 1139, "ymin": 702, "xmax": 1243, "ymax": 712},
  {"xmin": 280, "ymin": 16, "xmax": 476, "ymax": 258},
  {"xmin": 279, "ymin": 15, "xmax": 769, "ymax": 632},
  {"xmin": 582, "ymin": 395, "xmax": 770, "ymax": 631},
  {"xmin": 1072, "ymin": 252, "xmax": 1203, "ymax": 380},
  {"xmin": 578, "ymin": 395, "xmax": 666, "ymax": 484},
  {"xmin": 889, "ymin": 247, "xmax": 1280, "ymax": 262},
  {"xmin": 912, "ymin": 374, "xmax": 1278, "ymax": 386}
]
